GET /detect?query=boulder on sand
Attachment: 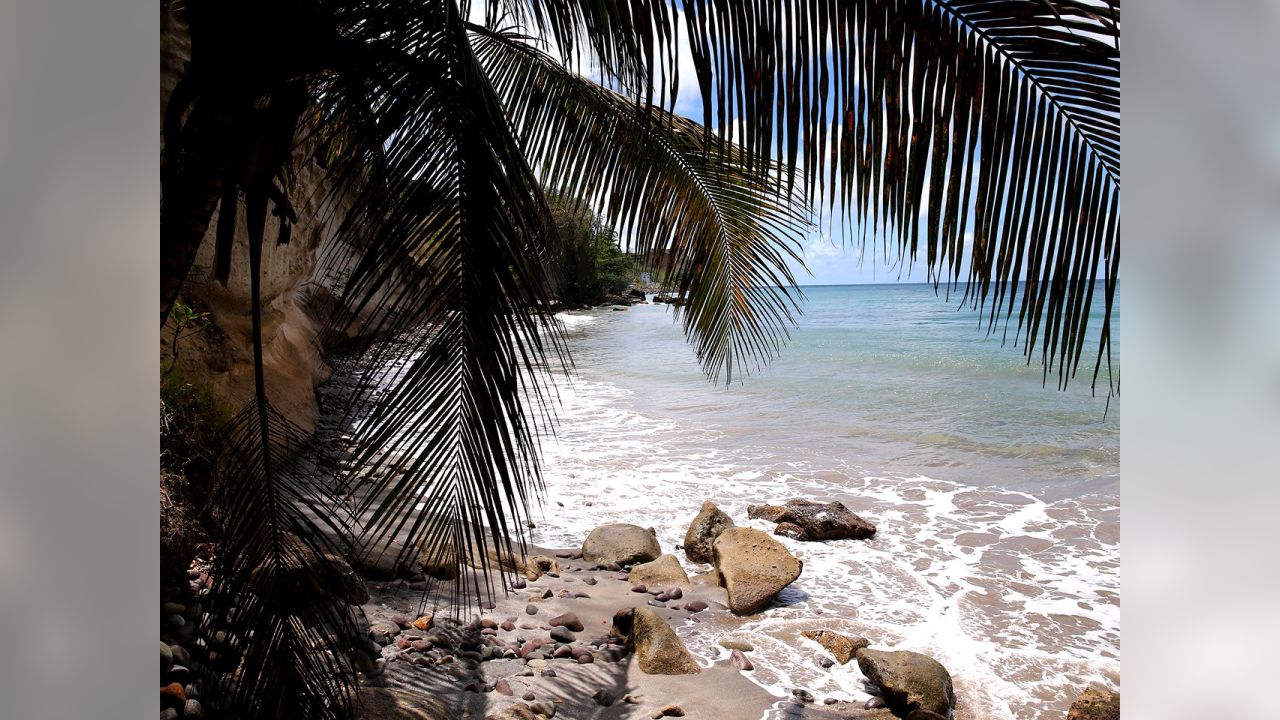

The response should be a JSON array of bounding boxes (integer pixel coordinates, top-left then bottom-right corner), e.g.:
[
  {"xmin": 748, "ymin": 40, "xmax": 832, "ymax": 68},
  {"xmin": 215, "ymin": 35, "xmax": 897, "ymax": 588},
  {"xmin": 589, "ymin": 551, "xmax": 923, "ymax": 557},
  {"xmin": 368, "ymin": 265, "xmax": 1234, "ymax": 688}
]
[
  {"xmin": 354, "ymin": 539, "xmax": 422, "ymax": 580},
  {"xmin": 582, "ymin": 524, "xmax": 661, "ymax": 566},
  {"xmin": 628, "ymin": 554, "xmax": 691, "ymax": 588},
  {"xmin": 1067, "ymin": 687, "xmax": 1120, "ymax": 720},
  {"xmin": 712, "ymin": 527, "xmax": 802, "ymax": 614},
  {"xmin": 611, "ymin": 607, "xmax": 701, "ymax": 675},
  {"xmin": 802, "ymin": 629, "xmax": 869, "ymax": 665},
  {"xmin": 524, "ymin": 555, "xmax": 559, "ymax": 581},
  {"xmin": 855, "ymin": 648, "xmax": 954, "ymax": 720},
  {"xmin": 683, "ymin": 501, "xmax": 735, "ymax": 564},
  {"xmin": 748, "ymin": 499, "xmax": 876, "ymax": 541}
]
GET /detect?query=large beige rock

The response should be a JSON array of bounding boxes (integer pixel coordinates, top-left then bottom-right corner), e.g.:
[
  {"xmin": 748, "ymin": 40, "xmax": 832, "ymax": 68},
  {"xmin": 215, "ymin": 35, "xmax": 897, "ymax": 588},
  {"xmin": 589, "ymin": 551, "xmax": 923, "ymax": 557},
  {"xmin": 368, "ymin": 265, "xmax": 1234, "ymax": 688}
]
[
  {"xmin": 855, "ymin": 648, "xmax": 955, "ymax": 720},
  {"xmin": 684, "ymin": 501, "xmax": 735, "ymax": 563},
  {"xmin": 712, "ymin": 527, "xmax": 802, "ymax": 614},
  {"xmin": 628, "ymin": 554, "xmax": 690, "ymax": 588},
  {"xmin": 611, "ymin": 607, "xmax": 701, "ymax": 675},
  {"xmin": 582, "ymin": 524, "xmax": 661, "ymax": 566},
  {"xmin": 802, "ymin": 629, "xmax": 869, "ymax": 665},
  {"xmin": 353, "ymin": 688, "xmax": 450, "ymax": 719},
  {"xmin": 1068, "ymin": 687, "xmax": 1120, "ymax": 720}
]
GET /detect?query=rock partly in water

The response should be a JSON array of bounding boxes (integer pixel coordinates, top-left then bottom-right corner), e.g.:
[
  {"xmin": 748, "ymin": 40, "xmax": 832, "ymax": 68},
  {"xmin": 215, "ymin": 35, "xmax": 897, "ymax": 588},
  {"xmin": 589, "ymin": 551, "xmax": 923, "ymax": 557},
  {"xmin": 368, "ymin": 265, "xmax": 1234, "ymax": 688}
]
[
  {"xmin": 683, "ymin": 501, "xmax": 735, "ymax": 564},
  {"xmin": 773, "ymin": 522, "xmax": 808, "ymax": 540},
  {"xmin": 582, "ymin": 524, "xmax": 662, "ymax": 566},
  {"xmin": 802, "ymin": 629, "xmax": 869, "ymax": 665},
  {"xmin": 854, "ymin": 648, "xmax": 955, "ymax": 720},
  {"xmin": 748, "ymin": 499, "xmax": 876, "ymax": 541},
  {"xmin": 729, "ymin": 649, "xmax": 754, "ymax": 671},
  {"xmin": 712, "ymin": 527, "xmax": 803, "ymax": 614},
  {"xmin": 628, "ymin": 554, "xmax": 691, "ymax": 589},
  {"xmin": 611, "ymin": 607, "xmax": 701, "ymax": 675},
  {"xmin": 1067, "ymin": 687, "xmax": 1120, "ymax": 720}
]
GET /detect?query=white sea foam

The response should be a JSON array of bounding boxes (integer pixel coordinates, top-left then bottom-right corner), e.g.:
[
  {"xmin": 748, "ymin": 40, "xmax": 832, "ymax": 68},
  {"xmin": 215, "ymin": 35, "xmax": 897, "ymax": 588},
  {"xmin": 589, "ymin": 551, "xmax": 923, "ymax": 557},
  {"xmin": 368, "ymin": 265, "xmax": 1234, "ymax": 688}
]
[
  {"xmin": 528, "ymin": 372, "xmax": 1120, "ymax": 720},
  {"xmin": 554, "ymin": 311, "xmax": 600, "ymax": 331}
]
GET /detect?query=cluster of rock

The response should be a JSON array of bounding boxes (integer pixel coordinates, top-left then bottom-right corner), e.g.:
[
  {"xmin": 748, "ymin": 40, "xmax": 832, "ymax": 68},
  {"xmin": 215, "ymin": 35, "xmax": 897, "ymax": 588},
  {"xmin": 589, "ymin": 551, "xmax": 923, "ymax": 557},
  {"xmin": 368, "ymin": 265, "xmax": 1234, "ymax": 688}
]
[
  {"xmin": 163, "ymin": 490, "xmax": 1116, "ymax": 720},
  {"xmin": 364, "ymin": 608, "xmax": 624, "ymax": 698},
  {"xmin": 355, "ymin": 538, "xmax": 718, "ymax": 720},
  {"xmin": 160, "ymin": 568, "xmax": 212, "ymax": 719}
]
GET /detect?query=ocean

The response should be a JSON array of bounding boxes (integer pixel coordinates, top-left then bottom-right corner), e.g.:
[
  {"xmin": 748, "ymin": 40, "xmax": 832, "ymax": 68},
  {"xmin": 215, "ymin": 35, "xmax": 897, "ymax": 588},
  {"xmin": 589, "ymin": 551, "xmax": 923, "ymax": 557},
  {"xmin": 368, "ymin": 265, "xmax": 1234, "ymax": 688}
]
[{"xmin": 530, "ymin": 283, "xmax": 1120, "ymax": 719}]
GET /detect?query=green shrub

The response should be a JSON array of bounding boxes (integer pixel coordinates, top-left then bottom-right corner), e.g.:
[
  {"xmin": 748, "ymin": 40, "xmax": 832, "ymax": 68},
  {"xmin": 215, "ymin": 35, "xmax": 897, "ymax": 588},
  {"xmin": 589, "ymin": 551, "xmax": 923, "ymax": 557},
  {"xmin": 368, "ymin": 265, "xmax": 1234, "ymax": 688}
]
[
  {"xmin": 550, "ymin": 197, "xmax": 633, "ymax": 306},
  {"xmin": 161, "ymin": 367, "xmax": 228, "ymax": 483}
]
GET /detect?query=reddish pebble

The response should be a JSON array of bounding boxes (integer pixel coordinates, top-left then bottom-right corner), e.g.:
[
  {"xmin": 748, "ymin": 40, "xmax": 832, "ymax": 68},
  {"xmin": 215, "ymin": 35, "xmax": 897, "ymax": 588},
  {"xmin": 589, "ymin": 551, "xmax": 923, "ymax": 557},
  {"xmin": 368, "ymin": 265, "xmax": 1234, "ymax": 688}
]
[{"xmin": 631, "ymin": 585, "xmax": 647, "ymax": 593}]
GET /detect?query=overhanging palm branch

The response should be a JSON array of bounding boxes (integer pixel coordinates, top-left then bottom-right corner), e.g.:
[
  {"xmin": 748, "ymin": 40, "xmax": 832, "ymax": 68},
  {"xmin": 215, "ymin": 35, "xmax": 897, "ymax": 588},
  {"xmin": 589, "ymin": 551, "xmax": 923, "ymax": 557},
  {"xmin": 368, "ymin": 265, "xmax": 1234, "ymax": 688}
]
[
  {"xmin": 678, "ymin": 0, "xmax": 1120, "ymax": 392},
  {"xmin": 472, "ymin": 25, "xmax": 814, "ymax": 382},
  {"xmin": 311, "ymin": 0, "xmax": 566, "ymax": 607}
]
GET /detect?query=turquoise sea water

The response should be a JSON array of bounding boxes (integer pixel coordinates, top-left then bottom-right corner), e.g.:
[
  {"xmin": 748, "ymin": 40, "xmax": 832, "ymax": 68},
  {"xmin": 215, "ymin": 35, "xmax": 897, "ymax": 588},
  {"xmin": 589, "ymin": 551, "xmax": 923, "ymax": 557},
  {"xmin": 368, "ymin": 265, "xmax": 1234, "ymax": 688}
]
[
  {"xmin": 533, "ymin": 283, "xmax": 1120, "ymax": 719},
  {"xmin": 569, "ymin": 283, "xmax": 1116, "ymax": 498}
]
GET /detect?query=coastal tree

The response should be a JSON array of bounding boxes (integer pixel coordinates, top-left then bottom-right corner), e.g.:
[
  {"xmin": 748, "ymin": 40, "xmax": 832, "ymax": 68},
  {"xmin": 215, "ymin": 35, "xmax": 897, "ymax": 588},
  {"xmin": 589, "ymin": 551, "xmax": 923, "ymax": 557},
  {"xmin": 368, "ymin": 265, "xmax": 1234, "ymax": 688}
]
[{"xmin": 159, "ymin": 0, "xmax": 1120, "ymax": 717}]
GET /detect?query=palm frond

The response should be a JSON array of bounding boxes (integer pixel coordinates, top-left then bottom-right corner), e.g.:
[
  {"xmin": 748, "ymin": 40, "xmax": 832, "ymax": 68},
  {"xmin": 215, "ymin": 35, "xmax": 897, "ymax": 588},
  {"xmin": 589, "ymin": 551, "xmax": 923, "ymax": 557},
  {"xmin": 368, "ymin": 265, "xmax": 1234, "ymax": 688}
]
[
  {"xmin": 477, "ymin": 0, "xmax": 679, "ymax": 107},
  {"xmin": 199, "ymin": 403, "xmax": 360, "ymax": 720},
  {"xmin": 310, "ymin": 0, "xmax": 566, "ymax": 601},
  {"xmin": 472, "ymin": 26, "xmax": 814, "ymax": 383},
  {"xmin": 680, "ymin": 0, "xmax": 1120, "ymax": 392}
]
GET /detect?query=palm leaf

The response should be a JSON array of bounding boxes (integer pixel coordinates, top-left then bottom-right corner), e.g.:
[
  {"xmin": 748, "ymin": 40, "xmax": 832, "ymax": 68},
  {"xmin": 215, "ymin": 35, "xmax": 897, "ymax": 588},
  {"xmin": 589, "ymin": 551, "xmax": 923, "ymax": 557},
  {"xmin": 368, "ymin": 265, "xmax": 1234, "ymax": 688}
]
[
  {"xmin": 310, "ymin": 0, "xmax": 567, "ymax": 602},
  {"xmin": 679, "ymin": 0, "xmax": 1120, "ymax": 392}
]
